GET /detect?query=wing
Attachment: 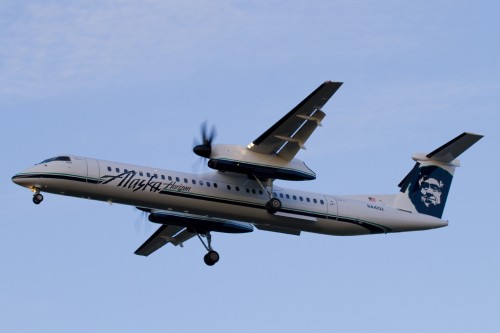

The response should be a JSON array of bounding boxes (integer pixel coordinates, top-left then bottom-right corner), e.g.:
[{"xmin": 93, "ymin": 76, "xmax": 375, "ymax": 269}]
[
  {"xmin": 134, "ymin": 210, "xmax": 253, "ymax": 257},
  {"xmin": 134, "ymin": 225, "xmax": 195, "ymax": 256},
  {"xmin": 248, "ymin": 81, "xmax": 343, "ymax": 161}
]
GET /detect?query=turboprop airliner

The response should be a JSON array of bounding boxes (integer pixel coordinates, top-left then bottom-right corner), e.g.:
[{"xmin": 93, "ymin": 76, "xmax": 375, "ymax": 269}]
[{"xmin": 12, "ymin": 81, "xmax": 483, "ymax": 266}]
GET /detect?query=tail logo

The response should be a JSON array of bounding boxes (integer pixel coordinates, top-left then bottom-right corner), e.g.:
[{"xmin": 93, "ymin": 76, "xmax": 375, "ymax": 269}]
[{"xmin": 407, "ymin": 165, "xmax": 453, "ymax": 218}]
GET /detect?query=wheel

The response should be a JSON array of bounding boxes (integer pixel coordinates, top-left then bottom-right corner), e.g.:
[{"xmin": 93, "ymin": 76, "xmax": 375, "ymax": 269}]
[
  {"xmin": 203, "ymin": 250, "xmax": 220, "ymax": 266},
  {"xmin": 33, "ymin": 193, "xmax": 44, "ymax": 205},
  {"xmin": 266, "ymin": 198, "xmax": 282, "ymax": 214}
]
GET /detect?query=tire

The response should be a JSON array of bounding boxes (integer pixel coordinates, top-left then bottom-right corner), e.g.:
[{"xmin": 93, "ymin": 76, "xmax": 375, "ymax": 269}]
[
  {"xmin": 266, "ymin": 198, "xmax": 282, "ymax": 214},
  {"xmin": 203, "ymin": 250, "xmax": 220, "ymax": 266},
  {"xmin": 33, "ymin": 193, "xmax": 43, "ymax": 204}
]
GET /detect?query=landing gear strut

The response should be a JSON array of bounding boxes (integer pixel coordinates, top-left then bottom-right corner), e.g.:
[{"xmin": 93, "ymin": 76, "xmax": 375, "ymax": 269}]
[
  {"xmin": 196, "ymin": 231, "xmax": 220, "ymax": 266},
  {"xmin": 32, "ymin": 189, "xmax": 43, "ymax": 205},
  {"xmin": 253, "ymin": 175, "xmax": 282, "ymax": 214}
]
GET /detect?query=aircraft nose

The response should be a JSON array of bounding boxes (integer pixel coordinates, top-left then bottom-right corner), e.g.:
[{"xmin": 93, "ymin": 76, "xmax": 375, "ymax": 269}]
[
  {"xmin": 11, "ymin": 171, "xmax": 35, "ymax": 188},
  {"xmin": 11, "ymin": 173, "xmax": 23, "ymax": 185}
]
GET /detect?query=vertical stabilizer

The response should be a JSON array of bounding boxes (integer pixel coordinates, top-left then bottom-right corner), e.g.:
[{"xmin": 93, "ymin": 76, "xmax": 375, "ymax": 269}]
[{"xmin": 393, "ymin": 132, "xmax": 483, "ymax": 219}]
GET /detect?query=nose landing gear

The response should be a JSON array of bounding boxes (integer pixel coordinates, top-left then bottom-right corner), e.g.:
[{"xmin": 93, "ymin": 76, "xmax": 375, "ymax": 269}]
[{"xmin": 32, "ymin": 189, "xmax": 44, "ymax": 205}]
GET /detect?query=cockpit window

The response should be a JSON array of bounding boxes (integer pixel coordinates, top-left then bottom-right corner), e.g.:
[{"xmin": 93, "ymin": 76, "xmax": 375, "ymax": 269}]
[{"xmin": 38, "ymin": 156, "xmax": 71, "ymax": 164}]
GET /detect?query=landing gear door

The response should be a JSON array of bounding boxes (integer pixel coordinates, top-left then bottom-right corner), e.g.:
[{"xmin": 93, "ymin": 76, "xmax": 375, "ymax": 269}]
[
  {"xmin": 326, "ymin": 195, "xmax": 338, "ymax": 220},
  {"xmin": 85, "ymin": 158, "xmax": 100, "ymax": 183}
]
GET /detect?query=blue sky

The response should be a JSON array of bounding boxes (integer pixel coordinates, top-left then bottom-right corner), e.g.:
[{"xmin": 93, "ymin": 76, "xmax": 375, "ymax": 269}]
[{"xmin": 1, "ymin": 1, "xmax": 499, "ymax": 332}]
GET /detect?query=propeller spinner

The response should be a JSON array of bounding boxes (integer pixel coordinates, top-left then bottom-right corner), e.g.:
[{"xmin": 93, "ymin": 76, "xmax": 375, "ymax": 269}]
[{"xmin": 193, "ymin": 122, "xmax": 216, "ymax": 159}]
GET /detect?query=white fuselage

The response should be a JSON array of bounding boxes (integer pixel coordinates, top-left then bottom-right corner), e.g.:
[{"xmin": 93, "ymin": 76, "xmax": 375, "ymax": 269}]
[{"xmin": 12, "ymin": 155, "xmax": 448, "ymax": 236}]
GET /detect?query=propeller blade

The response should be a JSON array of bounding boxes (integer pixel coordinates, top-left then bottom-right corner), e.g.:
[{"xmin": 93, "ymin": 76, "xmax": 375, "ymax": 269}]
[{"xmin": 193, "ymin": 121, "xmax": 216, "ymax": 158}]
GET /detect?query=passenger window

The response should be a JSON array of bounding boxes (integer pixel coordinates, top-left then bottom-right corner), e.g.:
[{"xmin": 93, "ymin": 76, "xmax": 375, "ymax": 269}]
[
  {"xmin": 206, "ymin": 182, "xmax": 211, "ymax": 187},
  {"xmin": 107, "ymin": 166, "xmax": 111, "ymax": 172},
  {"xmin": 139, "ymin": 171, "xmax": 143, "ymax": 176},
  {"xmin": 235, "ymin": 186, "xmax": 240, "ymax": 191},
  {"xmin": 227, "ymin": 185, "xmax": 231, "ymax": 190},
  {"xmin": 214, "ymin": 183, "xmax": 218, "ymax": 188},
  {"xmin": 313, "ymin": 198, "xmax": 317, "ymax": 204},
  {"xmin": 306, "ymin": 197, "xmax": 310, "ymax": 203},
  {"xmin": 116, "ymin": 168, "xmax": 120, "ymax": 173},
  {"xmin": 168, "ymin": 176, "xmax": 172, "ymax": 181},
  {"xmin": 146, "ymin": 172, "xmax": 151, "ymax": 177},
  {"xmin": 246, "ymin": 188, "xmax": 250, "ymax": 193},
  {"xmin": 192, "ymin": 179, "xmax": 196, "ymax": 184},
  {"xmin": 258, "ymin": 190, "xmax": 263, "ymax": 195},
  {"xmin": 161, "ymin": 175, "xmax": 165, "ymax": 180},
  {"xmin": 320, "ymin": 200, "xmax": 325, "ymax": 205},
  {"xmin": 286, "ymin": 194, "xmax": 290, "ymax": 199},
  {"xmin": 279, "ymin": 193, "xmax": 284, "ymax": 199},
  {"xmin": 293, "ymin": 195, "xmax": 297, "ymax": 200},
  {"xmin": 299, "ymin": 196, "xmax": 303, "ymax": 201},
  {"xmin": 199, "ymin": 181, "xmax": 204, "ymax": 186},
  {"xmin": 176, "ymin": 177, "xmax": 180, "ymax": 182},
  {"xmin": 252, "ymin": 189, "xmax": 256, "ymax": 194},
  {"xmin": 184, "ymin": 178, "xmax": 188, "ymax": 183}
]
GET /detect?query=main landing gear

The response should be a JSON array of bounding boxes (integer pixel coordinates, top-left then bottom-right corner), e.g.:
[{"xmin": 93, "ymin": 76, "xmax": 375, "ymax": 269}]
[
  {"xmin": 266, "ymin": 197, "xmax": 282, "ymax": 214},
  {"xmin": 253, "ymin": 175, "xmax": 282, "ymax": 214},
  {"xmin": 32, "ymin": 188, "xmax": 44, "ymax": 205},
  {"xmin": 196, "ymin": 231, "xmax": 220, "ymax": 266}
]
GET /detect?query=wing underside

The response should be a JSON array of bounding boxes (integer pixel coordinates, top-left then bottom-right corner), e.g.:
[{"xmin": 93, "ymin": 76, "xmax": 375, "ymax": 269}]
[
  {"xmin": 134, "ymin": 210, "xmax": 253, "ymax": 256},
  {"xmin": 248, "ymin": 81, "xmax": 342, "ymax": 161},
  {"xmin": 134, "ymin": 225, "xmax": 195, "ymax": 256}
]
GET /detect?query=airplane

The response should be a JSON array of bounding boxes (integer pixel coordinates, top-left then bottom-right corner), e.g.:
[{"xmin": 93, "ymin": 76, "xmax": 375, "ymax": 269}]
[{"xmin": 11, "ymin": 81, "xmax": 483, "ymax": 266}]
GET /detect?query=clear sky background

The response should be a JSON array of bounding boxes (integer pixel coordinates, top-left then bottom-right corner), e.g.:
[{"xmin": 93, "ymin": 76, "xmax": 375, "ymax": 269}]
[{"xmin": 1, "ymin": 1, "xmax": 499, "ymax": 332}]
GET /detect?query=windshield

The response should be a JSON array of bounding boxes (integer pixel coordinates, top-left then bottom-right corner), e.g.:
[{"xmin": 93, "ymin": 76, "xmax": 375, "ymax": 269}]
[{"xmin": 38, "ymin": 156, "xmax": 71, "ymax": 164}]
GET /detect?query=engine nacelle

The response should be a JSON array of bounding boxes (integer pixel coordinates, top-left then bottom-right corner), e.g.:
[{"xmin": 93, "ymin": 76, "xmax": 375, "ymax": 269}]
[{"xmin": 208, "ymin": 144, "xmax": 315, "ymax": 181}]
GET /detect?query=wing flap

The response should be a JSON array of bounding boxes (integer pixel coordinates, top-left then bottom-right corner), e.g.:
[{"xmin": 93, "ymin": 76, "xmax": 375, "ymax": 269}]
[
  {"xmin": 276, "ymin": 109, "xmax": 326, "ymax": 161},
  {"xmin": 134, "ymin": 225, "xmax": 187, "ymax": 257},
  {"xmin": 254, "ymin": 224, "xmax": 301, "ymax": 236},
  {"xmin": 248, "ymin": 81, "xmax": 342, "ymax": 161}
]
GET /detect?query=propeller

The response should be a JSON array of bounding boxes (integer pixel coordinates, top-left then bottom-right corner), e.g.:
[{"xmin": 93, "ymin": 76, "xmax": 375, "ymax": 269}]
[
  {"xmin": 193, "ymin": 121, "xmax": 216, "ymax": 159},
  {"xmin": 134, "ymin": 207, "xmax": 151, "ymax": 234}
]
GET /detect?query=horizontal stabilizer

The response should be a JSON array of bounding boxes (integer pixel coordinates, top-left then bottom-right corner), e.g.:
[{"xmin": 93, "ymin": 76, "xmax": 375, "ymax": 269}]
[{"xmin": 426, "ymin": 132, "xmax": 483, "ymax": 163}]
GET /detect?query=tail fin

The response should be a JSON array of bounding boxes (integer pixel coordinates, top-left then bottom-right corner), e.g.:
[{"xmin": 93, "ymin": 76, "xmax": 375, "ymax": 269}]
[{"xmin": 394, "ymin": 132, "xmax": 483, "ymax": 218}]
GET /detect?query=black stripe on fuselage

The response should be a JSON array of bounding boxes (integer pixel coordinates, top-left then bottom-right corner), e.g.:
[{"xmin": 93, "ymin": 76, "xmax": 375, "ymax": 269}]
[
  {"xmin": 14, "ymin": 172, "xmax": 387, "ymax": 234},
  {"xmin": 158, "ymin": 189, "xmax": 387, "ymax": 234},
  {"xmin": 12, "ymin": 173, "xmax": 101, "ymax": 184}
]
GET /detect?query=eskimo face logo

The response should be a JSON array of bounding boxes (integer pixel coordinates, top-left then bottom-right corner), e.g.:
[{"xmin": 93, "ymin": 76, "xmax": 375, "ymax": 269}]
[
  {"xmin": 419, "ymin": 176, "xmax": 444, "ymax": 207},
  {"xmin": 408, "ymin": 165, "xmax": 452, "ymax": 218}
]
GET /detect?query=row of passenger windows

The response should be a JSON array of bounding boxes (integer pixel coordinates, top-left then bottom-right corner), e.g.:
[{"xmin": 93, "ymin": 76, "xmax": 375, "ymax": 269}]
[
  {"xmin": 106, "ymin": 166, "xmax": 325, "ymax": 205},
  {"xmin": 224, "ymin": 184, "xmax": 324, "ymax": 204}
]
